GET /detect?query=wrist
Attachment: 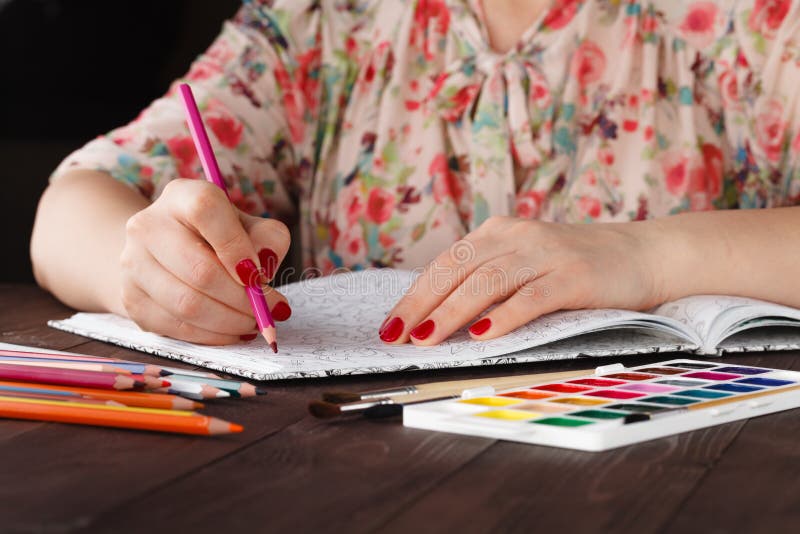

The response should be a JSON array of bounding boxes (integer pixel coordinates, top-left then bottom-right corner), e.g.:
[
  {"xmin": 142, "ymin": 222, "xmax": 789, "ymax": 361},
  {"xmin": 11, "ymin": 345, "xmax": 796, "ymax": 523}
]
[{"xmin": 616, "ymin": 218, "xmax": 684, "ymax": 307}]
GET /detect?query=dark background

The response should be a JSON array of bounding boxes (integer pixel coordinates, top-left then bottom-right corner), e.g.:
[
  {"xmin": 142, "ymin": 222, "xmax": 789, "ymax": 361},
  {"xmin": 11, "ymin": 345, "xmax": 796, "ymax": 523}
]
[{"xmin": 0, "ymin": 0, "xmax": 240, "ymax": 283}]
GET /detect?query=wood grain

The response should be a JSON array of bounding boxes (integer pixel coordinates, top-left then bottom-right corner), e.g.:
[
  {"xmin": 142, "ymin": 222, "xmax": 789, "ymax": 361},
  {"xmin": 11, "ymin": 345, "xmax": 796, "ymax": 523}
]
[{"xmin": 1, "ymin": 285, "xmax": 799, "ymax": 533}]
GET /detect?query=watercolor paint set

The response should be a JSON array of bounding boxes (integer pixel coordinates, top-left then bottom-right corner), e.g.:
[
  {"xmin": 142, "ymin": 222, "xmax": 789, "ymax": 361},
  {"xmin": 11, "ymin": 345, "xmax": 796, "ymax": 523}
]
[{"xmin": 403, "ymin": 359, "xmax": 800, "ymax": 451}]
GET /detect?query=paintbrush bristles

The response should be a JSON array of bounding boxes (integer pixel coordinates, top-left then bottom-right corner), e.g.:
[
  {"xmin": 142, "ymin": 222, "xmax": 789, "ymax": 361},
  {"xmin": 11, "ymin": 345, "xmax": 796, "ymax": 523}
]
[{"xmin": 321, "ymin": 391, "xmax": 364, "ymax": 404}]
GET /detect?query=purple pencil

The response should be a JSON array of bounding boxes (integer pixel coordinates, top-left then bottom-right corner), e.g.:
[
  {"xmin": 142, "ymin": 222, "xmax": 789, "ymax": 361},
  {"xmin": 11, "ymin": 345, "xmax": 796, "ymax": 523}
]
[{"xmin": 178, "ymin": 83, "xmax": 278, "ymax": 352}]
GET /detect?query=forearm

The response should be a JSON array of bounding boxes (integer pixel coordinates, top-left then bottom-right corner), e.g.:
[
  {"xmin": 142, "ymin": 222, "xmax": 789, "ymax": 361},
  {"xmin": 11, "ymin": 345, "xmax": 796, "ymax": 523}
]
[
  {"xmin": 31, "ymin": 170, "xmax": 149, "ymax": 314},
  {"xmin": 635, "ymin": 207, "xmax": 800, "ymax": 307}
]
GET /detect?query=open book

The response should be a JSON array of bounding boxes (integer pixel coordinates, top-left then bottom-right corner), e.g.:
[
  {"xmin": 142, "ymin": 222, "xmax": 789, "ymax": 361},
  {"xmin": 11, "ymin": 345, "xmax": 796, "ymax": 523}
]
[{"xmin": 48, "ymin": 269, "xmax": 800, "ymax": 380}]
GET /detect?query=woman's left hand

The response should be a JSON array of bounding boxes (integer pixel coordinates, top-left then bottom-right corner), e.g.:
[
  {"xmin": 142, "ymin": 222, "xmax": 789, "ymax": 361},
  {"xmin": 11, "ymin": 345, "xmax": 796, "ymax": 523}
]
[{"xmin": 379, "ymin": 216, "xmax": 665, "ymax": 345}]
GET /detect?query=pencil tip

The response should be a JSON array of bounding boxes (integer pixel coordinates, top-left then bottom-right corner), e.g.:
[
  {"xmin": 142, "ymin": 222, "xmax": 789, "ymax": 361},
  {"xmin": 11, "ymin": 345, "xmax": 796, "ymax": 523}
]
[
  {"xmin": 270, "ymin": 341, "xmax": 278, "ymax": 353},
  {"xmin": 160, "ymin": 370, "xmax": 173, "ymax": 376},
  {"xmin": 255, "ymin": 386, "xmax": 269, "ymax": 395},
  {"xmin": 229, "ymin": 423, "xmax": 244, "ymax": 433},
  {"xmin": 216, "ymin": 390, "xmax": 231, "ymax": 398}
]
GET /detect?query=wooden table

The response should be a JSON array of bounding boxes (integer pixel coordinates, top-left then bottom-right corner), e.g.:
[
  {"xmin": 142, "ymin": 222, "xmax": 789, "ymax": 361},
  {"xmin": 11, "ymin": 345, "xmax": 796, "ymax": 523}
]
[{"xmin": 1, "ymin": 284, "xmax": 799, "ymax": 534}]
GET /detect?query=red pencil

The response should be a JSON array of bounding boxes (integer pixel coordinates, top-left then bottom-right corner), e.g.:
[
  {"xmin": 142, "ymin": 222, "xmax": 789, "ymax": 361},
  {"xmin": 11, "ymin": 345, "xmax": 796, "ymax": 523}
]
[{"xmin": 0, "ymin": 364, "xmax": 139, "ymax": 390}]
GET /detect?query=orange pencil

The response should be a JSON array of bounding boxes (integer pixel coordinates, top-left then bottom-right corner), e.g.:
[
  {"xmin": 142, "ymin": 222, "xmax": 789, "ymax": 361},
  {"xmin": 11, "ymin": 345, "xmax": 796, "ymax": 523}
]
[
  {"xmin": 0, "ymin": 380, "xmax": 201, "ymax": 410},
  {"xmin": 0, "ymin": 397, "xmax": 242, "ymax": 435}
]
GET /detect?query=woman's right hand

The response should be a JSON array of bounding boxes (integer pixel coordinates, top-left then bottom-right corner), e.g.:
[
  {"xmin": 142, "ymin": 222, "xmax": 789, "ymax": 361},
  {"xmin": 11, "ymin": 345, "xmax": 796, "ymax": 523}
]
[{"xmin": 120, "ymin": 179, "xmax": 292, "ymax": 345}]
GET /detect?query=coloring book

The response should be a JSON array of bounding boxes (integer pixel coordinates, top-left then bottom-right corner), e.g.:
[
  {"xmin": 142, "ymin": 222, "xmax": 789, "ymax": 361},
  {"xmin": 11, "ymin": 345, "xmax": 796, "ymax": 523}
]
[{"xmin": 49, "ymin": 270, "xmax": 800, "ymax": 380}]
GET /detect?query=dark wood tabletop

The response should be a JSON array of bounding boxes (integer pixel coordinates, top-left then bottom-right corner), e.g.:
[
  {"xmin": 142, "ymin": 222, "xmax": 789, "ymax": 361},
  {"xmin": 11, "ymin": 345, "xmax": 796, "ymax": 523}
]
[{"xmin": 1, "ymin": 284, "xmax": 799, "ymax": 534}]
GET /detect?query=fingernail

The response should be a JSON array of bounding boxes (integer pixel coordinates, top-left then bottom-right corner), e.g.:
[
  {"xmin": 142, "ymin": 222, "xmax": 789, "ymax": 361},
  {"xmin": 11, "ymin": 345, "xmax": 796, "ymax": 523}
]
[
  {"xmin": 469, "ymin": 317, "xmax": 492, "ymax": 336},
  {"xmin": 258, "ymin": 248, "xmax": 279, "ymax": 280},
  {"xmin": 240, "ymin": 333, "xmax": 258, "ymax": 341},
  {"xmin": 379, "ymin": 317, "xmax": 404, "ymax": 343},
  {"xmin": 410, "ymin": 319, "xmax": 435, "ymax": 341},
  {"xmin": 272, "ymin": 301, "xmax": 292, "ymax": 321},
  {"xmin": 235, "ymin": 259, "xmax": 259, "ymax": 287}
]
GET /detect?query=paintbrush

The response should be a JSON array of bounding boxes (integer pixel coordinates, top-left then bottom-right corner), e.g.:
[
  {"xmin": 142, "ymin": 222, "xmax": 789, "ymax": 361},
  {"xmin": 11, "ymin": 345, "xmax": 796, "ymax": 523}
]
[
  {"xmin": 321, "ymin": 368, "xmax": 591, "ymax": 404},
  {"xmin": 309, "ymin": 390, "xmax": 467, "ymax": 419},
  {"xmin": 623, "ymin": 383, "xmax": 800, "ymax": 424}
]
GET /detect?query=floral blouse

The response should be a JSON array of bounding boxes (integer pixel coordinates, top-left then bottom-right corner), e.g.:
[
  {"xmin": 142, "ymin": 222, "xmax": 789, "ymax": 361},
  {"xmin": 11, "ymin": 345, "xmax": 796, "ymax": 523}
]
[{"xmin": 54, "ymin": 0, "xmax": 800, "ymax": 273}]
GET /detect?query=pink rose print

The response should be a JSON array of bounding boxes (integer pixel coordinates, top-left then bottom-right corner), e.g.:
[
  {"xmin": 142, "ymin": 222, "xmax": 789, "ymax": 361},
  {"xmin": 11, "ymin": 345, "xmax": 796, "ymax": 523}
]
[
  {"xmin": 410, "ymin": 0, "xmax": 450, "ymax": 61},
  {"xmin": 717, "ymin": 69, "xmax": 740, "ymax": 110},
  {"xmin": 338, "ymin": 184, "xmax": 365, "ymax": 225},
  {"xmin": 166, "ymin": 135, "xmax": 200, "ymax": 179},
  {"xmin": 516, "ymin": 191, "xmax": 545, "ymax": 219},
  {"xmin": 186, "ymin": 59, "xmax": 222, "ymax": 82},
  {"xmin": 571, "ymin": 40, "xmax": 606, "ymax": 89},
  {"xmin": 541, "ymin": 0, "xmax": 582, "ymax": 31},
  {"xmin": 755, "ymin": 99, "xmax": 788, "ymax": 163},
  {"xmin": 679, "ymin": 2, "xmax": 719, "ymax": 49},
  {"xmin": 366, "ymin": 188, "xmax": 396, "ymax": 224},
  {"xmin": 577, "ymin": 196, "xmax": 602, "ymax": 219},
  {"xmin": 661, "ymin": 149, "xmax": 703, "ymax": 196},
  {"xmin": 338, "ymin": 224, "xmax": 367, "ymax": 265},
  {"xmin": 700, "ymin": 143, "xmax": 724, "ymax": 199},
  {"xmin": 206, "ymin": 113, "xmax": 244, "ymax": 149},
  {"xmin": 429, "ymin": 153, "xmax": 464, "ymax": 204},
  {"xmin": 748, "ymin": 0, "xmax": 790, "ymax": 38}
]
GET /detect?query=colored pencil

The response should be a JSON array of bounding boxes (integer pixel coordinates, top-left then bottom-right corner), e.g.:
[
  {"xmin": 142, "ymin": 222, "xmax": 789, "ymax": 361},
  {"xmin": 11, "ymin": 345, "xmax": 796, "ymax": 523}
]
[
  {"xmin": 0, "ymin": 390, "xmax": 125, "ymax": 407},
  {"xmin": 178, "ymin": 82, "xmax": 278, "ymax": 353},
  {"xmin": 0, "ymin": 350, "xmax": 167, "ymax": 376},
  {"xmin": 0, "ymin": 396, "xmax": 242, "ymax": 435},
  {"xmin": 166, "ymin": 374, "xmax": 265, "ymax": 398},
  {"xmin": 1, "ymin": 348, "xmax": 220, "ymax": 378},
  {"xmin": 321, "ymin": 369, "xmax": 591, "ymax": 404},
  {"xmin": 160, "ymin": 381, "xmax": 230, "ymax": 400},
  {"xmin": 131, "ymin": 374, "xmax": 171, "ymax": 390},
  {"xmin": 0, "ymin": 359, "xmax": 133, "ymax": 375},
  {"xmin": 0, "ymin": 364, "xmax": 139, "ymax": 390},
  {"xmin": 0, "ymin": 381, "xmax": 202, "ymax": 410},
  {"xmin": 159, "ymin": 366, "xmax": 221, "ymax": 379}
]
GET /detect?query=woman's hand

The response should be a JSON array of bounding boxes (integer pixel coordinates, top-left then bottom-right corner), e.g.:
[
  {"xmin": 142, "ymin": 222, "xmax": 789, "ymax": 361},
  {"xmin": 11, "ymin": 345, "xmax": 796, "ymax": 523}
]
[
  {"xmin": 120, "ymin": 179, "xmax": 292, "ymax": 345},
  {"xmin": 380, "ymin": 216, "xmax": 664, "ymax": 345}
]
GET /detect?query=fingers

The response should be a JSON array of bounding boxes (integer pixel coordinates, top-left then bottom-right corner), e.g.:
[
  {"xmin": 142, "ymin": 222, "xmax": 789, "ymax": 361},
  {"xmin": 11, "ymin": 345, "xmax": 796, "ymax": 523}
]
[
  {"xmin": 467, "ymin": 275, "xmax": 570, "ymax": 340},
  {"xmin": 130, "ymin": 212, "xmax": 254, "ymax": 316},
  {"xmin": 381, "ymin": 228, "xmax": 517, "ymax": 343},
  {"xmin": 165, "ymin": 179, "xmax": 262, "ymax": 287},
  {"xmin": 126, "ymin": 248, "xmax": 257, "ymax": 335},
  {"xmin": 239, "ymin": 211, "xmax": 291, "ymax": 283},
  {"xmin": 121, "ymin": 284, "xmax": 243, "ymax": 346},
  {"xmin": 408, "ymin": 259, "xmax": 540, "ymax": 346}
]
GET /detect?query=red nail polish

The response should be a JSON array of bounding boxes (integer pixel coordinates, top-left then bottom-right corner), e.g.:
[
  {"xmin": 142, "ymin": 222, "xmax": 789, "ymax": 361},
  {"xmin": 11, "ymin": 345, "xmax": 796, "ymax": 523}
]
[
  {"xmin": 240, "ymin": 333, "xmax": 258, "ymax": 341},
  {"xmin": 272, "ymin": 301, "xmax": 292, "ymax": 321},
  {"xmin": 379, "ymin": 317, "xmax": 404, "ymax": 343},
  {"xmin": 258, "ymin": 248, "xmax": 279, "ymax": 281},
  {"xmin": 410, "ymin": 319, "xmax": 435, "ymax": 341},
  {"xmin": 235, "ymin": 259, "xmax": 259, "ymax": 287},
  {"xmin": 469, "ymin": 317, "xmax": 492, "ymax": 336}
]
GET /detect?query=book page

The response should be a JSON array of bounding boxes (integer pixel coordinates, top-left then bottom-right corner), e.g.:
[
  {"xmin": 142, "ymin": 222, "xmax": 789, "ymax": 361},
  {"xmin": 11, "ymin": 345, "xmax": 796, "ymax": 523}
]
[
  {"xmin": 651, "ymin": 295, "xmax": 800, "ymax": 352},
  {"xmin": 49, "ymin": 269, "xmax": 697, "ymax": 380}
]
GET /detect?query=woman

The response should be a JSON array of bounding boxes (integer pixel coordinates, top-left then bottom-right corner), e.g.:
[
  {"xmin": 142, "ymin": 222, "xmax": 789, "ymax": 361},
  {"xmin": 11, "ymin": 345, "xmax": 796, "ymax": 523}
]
[{"xmin": 30, "ymin": 0, "xmax": 800, "ymax": 347}]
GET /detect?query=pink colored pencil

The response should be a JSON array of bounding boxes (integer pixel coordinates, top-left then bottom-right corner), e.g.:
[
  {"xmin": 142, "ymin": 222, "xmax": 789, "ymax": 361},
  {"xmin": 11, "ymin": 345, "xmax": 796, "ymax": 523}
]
[
  {"xmin": 178, "ymin": 83, "xmax": 278, "ymax": 352},
  {"xmin": 0, "ymin": 363, "xmax": 139, "ymax": 390}
]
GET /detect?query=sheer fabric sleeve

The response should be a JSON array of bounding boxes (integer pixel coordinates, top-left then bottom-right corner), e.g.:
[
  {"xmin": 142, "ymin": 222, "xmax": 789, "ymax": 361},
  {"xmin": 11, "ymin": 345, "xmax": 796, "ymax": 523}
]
[{"xmin": 52, "ymin": 0, "xmax": 323, "ymax": 222}]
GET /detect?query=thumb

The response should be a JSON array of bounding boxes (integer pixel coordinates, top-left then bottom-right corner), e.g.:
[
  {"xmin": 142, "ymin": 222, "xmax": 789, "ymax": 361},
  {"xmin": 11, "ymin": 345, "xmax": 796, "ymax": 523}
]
[{"xmin": 238, "ymin": 211, "xmax": 291, "ymax": 283}]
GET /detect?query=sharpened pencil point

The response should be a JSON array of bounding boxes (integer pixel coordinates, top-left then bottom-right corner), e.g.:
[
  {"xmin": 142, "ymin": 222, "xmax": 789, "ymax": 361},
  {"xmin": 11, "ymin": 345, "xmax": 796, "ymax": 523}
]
[
  {"xmin": 229, "ymin": 423, "xmax": 244, "ymax": 433},
  {"xmin": 255, "ymin": 386, "xmax": 268, "ymax": 395},
  {"xmin": 159, "ymin": 370, "xmax": 173, "ymax": 376},
  {"xmin": 216, "ymin": 390, "xmax": 231, "ymax": 398},
  {"xmin": 270, "ymin": 341, "xmax": 278, "ymax": 353}
]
